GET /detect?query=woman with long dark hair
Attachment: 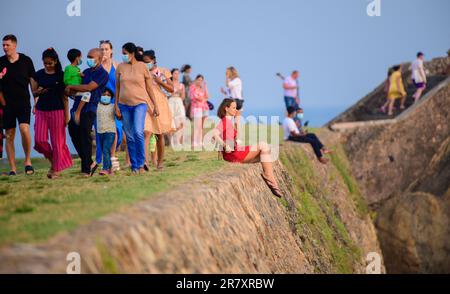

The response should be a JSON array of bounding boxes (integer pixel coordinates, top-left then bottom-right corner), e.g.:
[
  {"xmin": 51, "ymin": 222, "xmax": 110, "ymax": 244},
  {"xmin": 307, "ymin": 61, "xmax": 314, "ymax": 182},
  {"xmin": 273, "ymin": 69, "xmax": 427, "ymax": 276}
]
[
  {"xmin": 115, "ymin": 42, "xmax": 158, "ymax": 173},
  {"xmin": 190, "ymin": 74, "xmax": 209, "ymax": 149},
  {"xmin": 30, "ymin": 48, "xmax": 72, "ymax": 178},
  {"xmin": 213, "ymin": 98, "xmax": 283, "ymax": 198},
  {"xmin": 142, "ymin": 50, "xmax": 173, "ymax": 170}
]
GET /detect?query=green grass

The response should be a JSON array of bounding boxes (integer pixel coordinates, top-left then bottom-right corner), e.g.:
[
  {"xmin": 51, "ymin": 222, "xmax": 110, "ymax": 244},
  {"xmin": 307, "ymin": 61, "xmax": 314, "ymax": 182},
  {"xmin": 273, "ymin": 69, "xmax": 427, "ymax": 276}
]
[
  {"xmin": 280, "ymin": 145, "xmax": 362, "ymax": 274},
  {"xmin": 0, "ymin": 148, "xmax": 225, "ymax": 246},
  {"xmin": 329, "ymin": 144, "xmax": 369, "ymax": 218},
  {"xmin": 0, "ymin": 122, "xmax": 281, "ymax": 246}
]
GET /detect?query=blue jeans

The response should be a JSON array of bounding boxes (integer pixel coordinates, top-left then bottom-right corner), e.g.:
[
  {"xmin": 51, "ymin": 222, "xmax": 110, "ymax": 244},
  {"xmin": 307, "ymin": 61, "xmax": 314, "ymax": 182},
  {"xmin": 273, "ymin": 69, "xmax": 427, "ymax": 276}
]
[
  {"xmin": 119, "ymin": 103, "xmax": 147, "ymax": 171},
  {"xmin": 95, "ymin": 117, "xmax": 124, "ymax": 164},
  {"xmin": 284, "ymin": 96, "xmax": 299, "ymax": 111},
  {"xmin": 98, "ymin": 132, "xmax": 115, "ymax": 170}
]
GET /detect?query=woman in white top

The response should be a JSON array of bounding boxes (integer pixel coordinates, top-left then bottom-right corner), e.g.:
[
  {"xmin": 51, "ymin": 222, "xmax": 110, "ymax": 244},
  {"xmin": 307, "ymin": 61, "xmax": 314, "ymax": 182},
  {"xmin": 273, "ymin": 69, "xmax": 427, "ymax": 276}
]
[
  {"xmin": 168, "ymin": 68, "xmax": 186, "ymax": 147},
  {"xmin": 221, "ymin": 66, "xmax": 243, "ymax": 114}
]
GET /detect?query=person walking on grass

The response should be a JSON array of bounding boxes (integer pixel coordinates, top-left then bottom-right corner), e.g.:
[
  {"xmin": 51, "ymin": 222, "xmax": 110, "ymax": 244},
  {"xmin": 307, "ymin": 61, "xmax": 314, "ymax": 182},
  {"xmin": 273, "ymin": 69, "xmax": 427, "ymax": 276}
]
[
  {"xmin": 142, "ymin": 50, "xmax": 173, "ymax": 171},
  {"xmin": 65, "ymin": 48, "xmax": 109, "ymax": 177},
  {"xmin": 97, "ymin": 40, "xmax": 122, "ymax": 172},
  {"xmin": 0, "ymin": 34, "xmax": 36, "ymax": 176},
  {"xmin": 30, "ymin": 48, "xmax": 72, "ymax": 179},
  {"xmin": 213, "ymin": 98, "xmax": 283, "ymax": 198},
  {"xmin": 282, "ymin": 106, "xmax": 332, "ymax": 164},
  {"xmin": 115, "ymin": 43, "xmax": 159, "ymax": 174},
  {"xmin": 96, "ymin": 88, "xmax": 116, "ymax": 176}
]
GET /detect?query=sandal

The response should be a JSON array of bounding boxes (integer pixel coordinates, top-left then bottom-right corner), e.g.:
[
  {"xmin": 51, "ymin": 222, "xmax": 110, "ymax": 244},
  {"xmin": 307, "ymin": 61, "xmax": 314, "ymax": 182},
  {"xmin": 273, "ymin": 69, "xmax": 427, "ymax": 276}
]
[
  {"xmin": 25, "ymin": 165, "xmax": 34, "ymax": 175},
  {"xmin": 90, "ymin": 164, "xmax": 99, "ymax": 177},
  {"xmin": 8, "ymin": 171, "xmax": 16, "ymax": 176},
  {"xmin": 48, "ymin": 172, "xmax": 60, "ymax": 180},
  {"xmin": 260, "ymin": 173, "xmax": 283, "ymax": 198}
]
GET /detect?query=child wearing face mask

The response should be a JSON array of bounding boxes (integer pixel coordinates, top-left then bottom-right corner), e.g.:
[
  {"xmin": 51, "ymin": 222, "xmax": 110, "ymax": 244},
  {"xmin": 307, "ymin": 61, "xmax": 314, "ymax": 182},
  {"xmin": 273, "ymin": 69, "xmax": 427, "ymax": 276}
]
[
  {"xmin": 64, "ymin": 48, "xmax": 91, "ymax": 124},
  {"xmin": 96, "ymin": 87, "xmax": 116, "ymax": 175}
]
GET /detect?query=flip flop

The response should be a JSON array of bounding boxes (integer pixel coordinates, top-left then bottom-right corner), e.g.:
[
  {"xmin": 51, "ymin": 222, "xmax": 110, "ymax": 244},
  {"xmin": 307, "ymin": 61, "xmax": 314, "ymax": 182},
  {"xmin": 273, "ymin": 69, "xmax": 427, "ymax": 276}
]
[
  {"xmin": 90, "ymin": 164, "xmax": 99, "ymax": 177},
  {"xmin": 260, "ymin": 174, "xmax": 283, "ymax": 198},
  {"xmin": 24, "ymin": 165, "xmax": 34, "ymax": 175},
  {"xmin": 8, "ymin": 171, "xmax": 16, "ymax": 176}
]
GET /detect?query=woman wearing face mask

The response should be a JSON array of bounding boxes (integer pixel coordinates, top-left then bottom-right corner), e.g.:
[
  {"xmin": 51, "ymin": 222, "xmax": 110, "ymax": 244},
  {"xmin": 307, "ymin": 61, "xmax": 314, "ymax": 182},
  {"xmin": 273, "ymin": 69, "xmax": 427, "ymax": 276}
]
[
  {"xmin": 190, "ymin": 75, "xmax": 209, "ymax": 149},
  {"xmin": 142, "ymin": 50, "xmax": 173, "ymax": 171},
  {"xmin": 168, "ymin": 68, "xmax": 186, "ymax": 147},
  {"xmin": 96, "ymin": 40, "xmax": 122, "ymax": 171},
  {"xmin": 30, "ymin": 48, "xmax": 72, "ymax": 178},
  {"xmin": 115, "ymin": 43, "xmax": 159, "ymax": 174},
  {"xmin": 213, "ymin": 99, "xmax": 282, "ymax": 198}
]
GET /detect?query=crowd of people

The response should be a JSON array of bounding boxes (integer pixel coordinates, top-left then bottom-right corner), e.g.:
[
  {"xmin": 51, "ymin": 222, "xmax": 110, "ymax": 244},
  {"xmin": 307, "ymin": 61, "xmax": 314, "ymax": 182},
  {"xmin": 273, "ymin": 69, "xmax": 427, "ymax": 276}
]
[{"xmin": 0, "ymin": 34, "xmax": 284, "ymax": 198}]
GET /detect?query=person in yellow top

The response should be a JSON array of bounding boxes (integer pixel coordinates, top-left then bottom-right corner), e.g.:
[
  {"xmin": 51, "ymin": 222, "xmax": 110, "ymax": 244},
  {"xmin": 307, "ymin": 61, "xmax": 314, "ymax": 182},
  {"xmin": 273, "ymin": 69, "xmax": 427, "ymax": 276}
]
[{"xmin": 386, "ymin": 65, "xmax": 407, "ymax": 116}]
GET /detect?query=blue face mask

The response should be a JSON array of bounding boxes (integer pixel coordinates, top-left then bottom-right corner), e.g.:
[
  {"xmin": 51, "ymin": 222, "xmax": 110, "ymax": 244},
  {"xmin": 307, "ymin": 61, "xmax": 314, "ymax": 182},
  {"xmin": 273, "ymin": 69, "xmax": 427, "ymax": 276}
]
[
  {"xmin": 146, "ymin": 62, "xmax": 154, "ymax": 70},
  {"xmin": 100, "ymin": 95, "xmax": 111, "ymax": 105},
  {"xmin": 122, "ymin": 54, "xmax": 130, "ymax": 64},
  {"xmin": 77, "ymin": 59, "xmax": 83, "ymax": 66},
  {"xmin": 86, "ymin": 58, "xmax": 96, "ymax": 68},
  {"xmin": 296, "ymin": 113, "xmax": 304, "ymax": 120}
]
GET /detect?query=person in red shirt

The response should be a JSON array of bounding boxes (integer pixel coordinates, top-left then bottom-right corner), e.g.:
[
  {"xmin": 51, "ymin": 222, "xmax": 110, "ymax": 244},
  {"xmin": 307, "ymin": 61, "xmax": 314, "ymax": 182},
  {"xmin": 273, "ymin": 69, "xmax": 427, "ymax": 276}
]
[{"xmin": 213, "ymin": 98, "xmax": 282, "ymax": 198}]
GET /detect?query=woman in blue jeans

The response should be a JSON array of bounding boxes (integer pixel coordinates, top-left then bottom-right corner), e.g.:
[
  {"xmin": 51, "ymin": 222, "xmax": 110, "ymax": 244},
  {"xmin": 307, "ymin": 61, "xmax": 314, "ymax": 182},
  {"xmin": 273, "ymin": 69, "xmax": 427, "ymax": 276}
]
[{"xmin": 115, "ymin": 42, "xmax": 159, "ymax": 173}]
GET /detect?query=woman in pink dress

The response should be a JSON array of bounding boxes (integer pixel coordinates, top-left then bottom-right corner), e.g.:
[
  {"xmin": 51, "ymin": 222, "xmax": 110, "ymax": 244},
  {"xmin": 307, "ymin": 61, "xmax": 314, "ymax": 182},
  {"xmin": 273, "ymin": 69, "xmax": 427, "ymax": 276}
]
[{"xmin": 189, "ymin": 75, "xmax": 209, "ymax": 149}]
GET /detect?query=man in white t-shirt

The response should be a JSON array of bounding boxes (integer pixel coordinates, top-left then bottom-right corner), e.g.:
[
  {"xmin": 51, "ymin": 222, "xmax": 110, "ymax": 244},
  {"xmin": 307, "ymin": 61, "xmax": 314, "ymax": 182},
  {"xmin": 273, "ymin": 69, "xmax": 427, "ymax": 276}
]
[
  {"xmin": 411, "ymin": 52, "xmax": 427, "ymax": 103},
  {"xmin": 282, "ymin": 106, "xmax": 331, "ymax": 164},
  {"xmin": 283, "ymin": 70, "xmax": 299, "ymax": 111}
]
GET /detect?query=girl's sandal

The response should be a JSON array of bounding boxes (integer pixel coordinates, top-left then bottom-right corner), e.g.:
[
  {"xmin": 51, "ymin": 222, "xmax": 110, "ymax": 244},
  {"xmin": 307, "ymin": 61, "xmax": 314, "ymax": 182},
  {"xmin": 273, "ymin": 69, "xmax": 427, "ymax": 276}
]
[
  {"xmin": 260, "ymin": 174, "xmax": 283, "ymax": 198},
  {"xmin": 25, "ymin": 165, "xmax": 34, "ymax": 175}
]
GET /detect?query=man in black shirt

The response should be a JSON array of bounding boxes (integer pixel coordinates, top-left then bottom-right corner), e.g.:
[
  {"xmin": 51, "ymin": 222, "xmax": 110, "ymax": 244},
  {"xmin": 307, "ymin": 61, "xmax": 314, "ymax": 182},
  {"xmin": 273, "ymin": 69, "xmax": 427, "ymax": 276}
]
[{"xmin": 0, "ymin": 34, "xmax": 36, "ymax": 175}]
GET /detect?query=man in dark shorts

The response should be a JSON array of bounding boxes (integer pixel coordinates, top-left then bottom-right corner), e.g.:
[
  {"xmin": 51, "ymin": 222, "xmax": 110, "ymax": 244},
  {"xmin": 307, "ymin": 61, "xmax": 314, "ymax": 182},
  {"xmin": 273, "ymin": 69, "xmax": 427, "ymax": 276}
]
[{"xmin": 0, "ymin": 34, "xmax": 36, "ymax": 175}]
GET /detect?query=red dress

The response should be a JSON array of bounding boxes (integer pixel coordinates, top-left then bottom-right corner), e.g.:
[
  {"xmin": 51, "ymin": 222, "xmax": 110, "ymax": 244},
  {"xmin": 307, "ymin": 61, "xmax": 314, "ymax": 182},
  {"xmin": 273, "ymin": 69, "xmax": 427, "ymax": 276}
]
[{"xmin": 218, "ymin": 117, "xmax": 250, "ymax": 163}]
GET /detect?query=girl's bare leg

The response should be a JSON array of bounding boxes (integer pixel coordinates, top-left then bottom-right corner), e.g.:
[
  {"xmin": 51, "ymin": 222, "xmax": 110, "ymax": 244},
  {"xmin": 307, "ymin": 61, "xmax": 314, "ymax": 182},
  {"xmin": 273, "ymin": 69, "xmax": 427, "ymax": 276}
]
[
  {"xmin": 144, "ymin": 130, "xmax": 151, "ymax": 165},
  {"xmin": 242, "ymin": 142, "xmax": 277, "ymax": 185},
  {"xmin": 111, "ymin": 131, "xmax": 118, "ymax": 158},
  {"xmin": 388, "ymin": 99, "xmax": 395, "ymax": 115},
  {"xmin": 156, "ymin": 134, "xmax": 165, "ymax": 169}
]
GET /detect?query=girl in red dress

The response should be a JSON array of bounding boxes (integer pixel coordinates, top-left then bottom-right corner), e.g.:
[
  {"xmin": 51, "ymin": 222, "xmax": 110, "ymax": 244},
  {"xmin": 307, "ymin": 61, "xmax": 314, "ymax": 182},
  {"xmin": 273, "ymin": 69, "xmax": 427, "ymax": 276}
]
[{"xmin": 213, "ymin": 98, "xmax": 282, "ymax": 198}]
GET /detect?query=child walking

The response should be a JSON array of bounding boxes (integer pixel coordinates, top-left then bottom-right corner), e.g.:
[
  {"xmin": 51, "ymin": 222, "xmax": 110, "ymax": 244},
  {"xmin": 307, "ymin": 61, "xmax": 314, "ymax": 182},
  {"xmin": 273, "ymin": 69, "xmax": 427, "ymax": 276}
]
[{"xmin": 97, "ymin": 88, "xmax": 116, "ymax": 175}]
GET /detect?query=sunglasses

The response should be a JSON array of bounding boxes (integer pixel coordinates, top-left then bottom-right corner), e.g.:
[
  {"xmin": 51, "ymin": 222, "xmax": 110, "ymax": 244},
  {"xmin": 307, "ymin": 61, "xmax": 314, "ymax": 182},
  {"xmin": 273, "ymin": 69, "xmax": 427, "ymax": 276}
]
[{"xmin": 99, "ymin": 40, "xmax": 111, "ymax": 45}]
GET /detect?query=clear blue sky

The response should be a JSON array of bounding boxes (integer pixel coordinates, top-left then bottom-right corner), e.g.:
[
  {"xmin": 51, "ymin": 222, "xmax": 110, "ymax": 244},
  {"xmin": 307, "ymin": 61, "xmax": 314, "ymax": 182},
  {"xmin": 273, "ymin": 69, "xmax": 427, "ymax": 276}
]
[{"xmin": 1, "ymin": 0, "xmax": 449, "ymax": 156}]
